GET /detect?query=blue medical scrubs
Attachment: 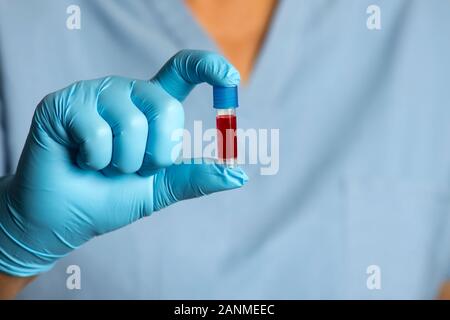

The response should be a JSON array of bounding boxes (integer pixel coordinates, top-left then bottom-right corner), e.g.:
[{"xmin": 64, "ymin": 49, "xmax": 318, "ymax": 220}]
[{"xmin": 1, "ymin": 0, "xmax": 450, "ymax": 299}]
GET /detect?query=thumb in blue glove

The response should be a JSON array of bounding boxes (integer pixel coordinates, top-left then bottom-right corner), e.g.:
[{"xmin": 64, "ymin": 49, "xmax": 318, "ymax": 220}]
[{"xmin": 0, "ymin": 50, "xmax": 248, "ymax": 277}]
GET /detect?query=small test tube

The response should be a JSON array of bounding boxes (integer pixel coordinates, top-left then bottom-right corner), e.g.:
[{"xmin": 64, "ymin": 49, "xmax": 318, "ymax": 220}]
[{"xmin": 213, "ymin": 86, "xmax": 238, "ymax": 167}]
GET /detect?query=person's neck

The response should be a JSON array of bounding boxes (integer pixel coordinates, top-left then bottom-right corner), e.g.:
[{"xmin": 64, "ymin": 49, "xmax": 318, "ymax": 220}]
[{"xmin": 185, "ymin": 0, "xmax": 278, "ymax": 83}]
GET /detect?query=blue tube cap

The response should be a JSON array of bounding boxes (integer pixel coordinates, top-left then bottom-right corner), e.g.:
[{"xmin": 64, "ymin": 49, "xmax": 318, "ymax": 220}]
[{"xmin": 213, "ymin": 86, "xmax": 239, "ymax": 109}]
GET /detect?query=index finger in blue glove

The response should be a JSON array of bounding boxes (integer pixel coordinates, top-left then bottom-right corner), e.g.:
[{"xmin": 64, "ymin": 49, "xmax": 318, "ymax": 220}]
[{"xmin": 151, "ymin": 49, "xmax": 241, "ymax": 101}]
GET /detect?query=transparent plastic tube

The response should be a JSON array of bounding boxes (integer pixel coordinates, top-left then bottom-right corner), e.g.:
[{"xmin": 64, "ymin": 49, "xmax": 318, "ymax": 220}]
[
  {"xmin": 213, "ymin": 85, "xmax": 239, "ymax": 167},
  {"xmin": 216, "ymin": 108, "xmax": 237, "ymax": 166}
]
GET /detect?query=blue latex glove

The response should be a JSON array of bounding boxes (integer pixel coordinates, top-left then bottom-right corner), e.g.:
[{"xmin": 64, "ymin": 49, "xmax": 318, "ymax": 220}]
[{"xmin": 0, "ymin": 50, "xmax": 247, "ymax": 277}]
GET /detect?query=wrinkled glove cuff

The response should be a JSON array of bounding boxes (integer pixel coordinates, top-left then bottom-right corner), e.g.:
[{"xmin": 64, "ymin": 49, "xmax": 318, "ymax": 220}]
[{"xmin": 0, "ymin": 177, "xmax": 59, "ymax": 277}]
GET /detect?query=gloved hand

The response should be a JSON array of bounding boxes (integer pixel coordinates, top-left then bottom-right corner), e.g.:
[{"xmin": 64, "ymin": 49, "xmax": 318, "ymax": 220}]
[{"xmin": 0, "ymin": 50, "xmax": 247, "ymax": 277}]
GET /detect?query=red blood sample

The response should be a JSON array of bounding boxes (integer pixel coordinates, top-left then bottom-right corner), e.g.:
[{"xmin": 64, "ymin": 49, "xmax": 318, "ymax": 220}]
[{"xmin": 216, "ymin": 114, "xmax": 237, "ymax": 161}]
